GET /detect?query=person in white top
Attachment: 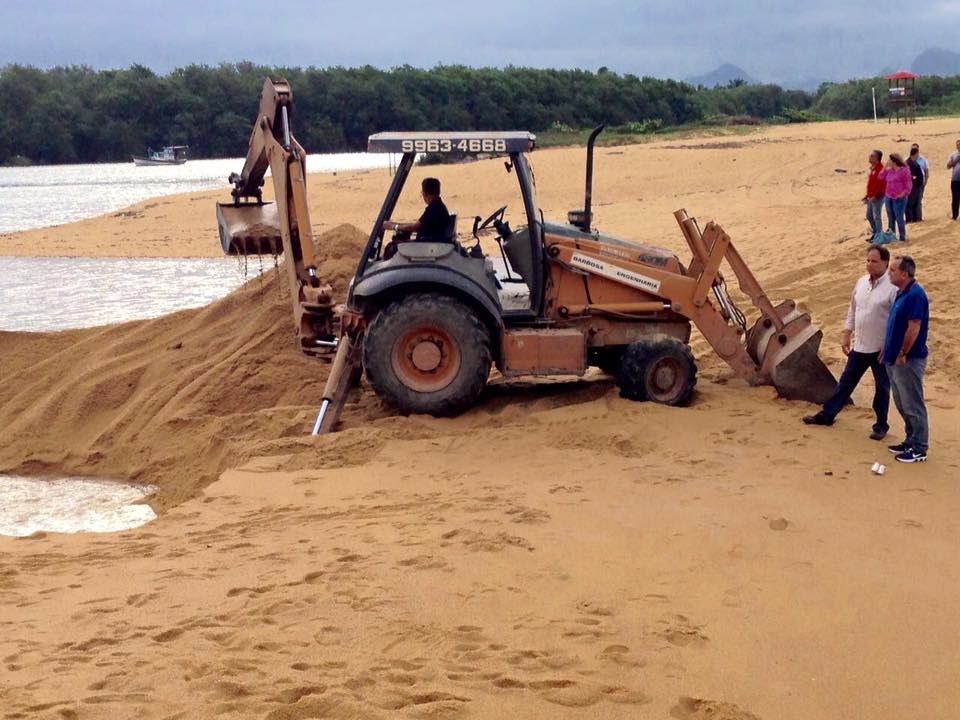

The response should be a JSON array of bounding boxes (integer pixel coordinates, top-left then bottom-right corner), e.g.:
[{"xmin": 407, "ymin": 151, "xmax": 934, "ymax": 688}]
[{"xmin": 803, "ymin": 245, "xmax": 899, "ymax": 439}]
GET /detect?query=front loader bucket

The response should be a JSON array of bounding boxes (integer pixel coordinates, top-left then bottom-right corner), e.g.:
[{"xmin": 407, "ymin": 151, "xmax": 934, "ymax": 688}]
[
  {"xmin": 216, "ymin": 202, "xmax": 282, "ymax": 256},
  {"xmin": 746, "ymin": 300, "xmax": 838, "ymax": 404}
]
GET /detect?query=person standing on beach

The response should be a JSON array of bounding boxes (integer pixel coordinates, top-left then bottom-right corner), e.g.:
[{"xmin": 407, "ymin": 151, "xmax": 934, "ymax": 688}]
[
  {"xmin": 883, "ymin": 255, "xmax": 930, "ymax": 463},
  {"xmin": 864, "ymin": 150, "xmax": 886, "ymax": 239},
  {"xmin": 911, "ymin": 143, "xmax": 929, "ymax": 221},
  {"xmin": 947, "ymin": 139, "xmax": 960, "ymax": 220},
  {"xmin": 906, "ymin": 147, "xmax": 924, "ymax": 223},
  {"xmin": 803, "ymin": 245, "xmax": 897, "ymax": 439},
  {"xmin": 878, "ymin": 154, "xmax": 911, "ymax": 242}
]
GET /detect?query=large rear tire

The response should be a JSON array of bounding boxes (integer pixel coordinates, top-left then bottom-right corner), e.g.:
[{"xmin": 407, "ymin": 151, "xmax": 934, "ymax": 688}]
[
  {"xmin": 618, "ymin": 336, "xmax": 697, "ymax": 406},
  {"xmin": 363, "ymin": 293, "xmax": 492, "ymax": 416}
]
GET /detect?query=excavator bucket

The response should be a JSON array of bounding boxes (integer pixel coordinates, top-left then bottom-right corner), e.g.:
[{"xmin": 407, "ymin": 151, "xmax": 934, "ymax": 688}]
[
  {"xmin": 745, "ymin": 300, "xmax": 837, "ymax": 404},
  {"xmin": 216, "ymin": 202, "xmax": 283, "ymax": 256}
]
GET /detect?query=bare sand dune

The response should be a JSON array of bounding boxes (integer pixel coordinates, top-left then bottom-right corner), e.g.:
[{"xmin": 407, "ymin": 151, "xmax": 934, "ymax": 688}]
[{"xmin": 1, "ymin": 119, "xmax": 959, "ymax": 719}]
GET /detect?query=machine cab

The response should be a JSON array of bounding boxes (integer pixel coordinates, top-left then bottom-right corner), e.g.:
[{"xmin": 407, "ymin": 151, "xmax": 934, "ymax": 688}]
[{"xmin": 353, "ymin": 131, "xmax": 545, "ymax": 319}]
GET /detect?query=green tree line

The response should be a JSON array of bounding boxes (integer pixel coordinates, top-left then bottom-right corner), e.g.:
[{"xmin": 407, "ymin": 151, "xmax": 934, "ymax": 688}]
[{"xmin": 0, "ymin": 62, "xmax": 955, "ymax": 165}]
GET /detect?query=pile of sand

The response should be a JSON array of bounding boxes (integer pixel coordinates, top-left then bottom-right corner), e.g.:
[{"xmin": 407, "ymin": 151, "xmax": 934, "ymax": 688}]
[{"xmin": 0, "ymin": 224, "xmax": 383, "ymax": 511}]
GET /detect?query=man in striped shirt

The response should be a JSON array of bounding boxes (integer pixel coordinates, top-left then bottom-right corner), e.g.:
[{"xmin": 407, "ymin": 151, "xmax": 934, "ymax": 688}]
[{"xmin": 803, "ymin": 245, "xmax": 898, "ymax": 439}]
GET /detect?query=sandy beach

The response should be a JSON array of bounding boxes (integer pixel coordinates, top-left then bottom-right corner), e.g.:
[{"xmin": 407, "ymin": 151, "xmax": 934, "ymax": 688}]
[{"xmin": 1, "ymin": 118, "xmax": 959, "ymax": 719}]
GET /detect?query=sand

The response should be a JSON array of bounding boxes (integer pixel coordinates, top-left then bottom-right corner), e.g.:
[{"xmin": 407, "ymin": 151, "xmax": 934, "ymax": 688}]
[{"xmin": 1, "ymin": 118, "xmax": 959, "ymax": 719}]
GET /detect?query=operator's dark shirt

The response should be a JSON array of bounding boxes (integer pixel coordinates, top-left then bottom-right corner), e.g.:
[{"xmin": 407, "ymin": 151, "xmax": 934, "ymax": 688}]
[{"xmin": 416, "ymin": 197, "xmax": 451, "ymax": 242}]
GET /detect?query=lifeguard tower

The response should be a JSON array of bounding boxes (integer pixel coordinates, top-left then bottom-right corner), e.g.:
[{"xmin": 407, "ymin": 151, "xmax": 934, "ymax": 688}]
[{"xmin": 885, "ymin": 71, "xmax": 918, "ymax": 124}]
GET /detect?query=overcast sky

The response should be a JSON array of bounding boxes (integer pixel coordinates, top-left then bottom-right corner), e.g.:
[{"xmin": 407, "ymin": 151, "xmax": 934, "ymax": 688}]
[{"xmin": 0, "ymin": 0, "xmax": 954, "ymax": 85}]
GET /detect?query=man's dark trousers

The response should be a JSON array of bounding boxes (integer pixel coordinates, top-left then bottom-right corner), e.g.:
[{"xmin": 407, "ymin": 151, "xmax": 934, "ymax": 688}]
[
  {"xmin": 906, "ymin": 186, "xmax": 922, "ymax": 222},
  {"xmin": 820, "ymin": 350, "xmax": 890, "ymax": 433}
]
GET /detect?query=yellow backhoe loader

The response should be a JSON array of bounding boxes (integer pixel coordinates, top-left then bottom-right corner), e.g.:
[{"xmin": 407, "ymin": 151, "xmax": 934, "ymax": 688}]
[{"xmin": 216, "ymin": 79, "xmax": 837, "ymax": 433}]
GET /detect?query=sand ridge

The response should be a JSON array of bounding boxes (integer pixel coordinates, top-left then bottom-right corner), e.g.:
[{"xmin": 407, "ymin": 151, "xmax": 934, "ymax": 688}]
[{"xmin": 1, "ymin": 118, "xmax": 959, "ymax": 719}]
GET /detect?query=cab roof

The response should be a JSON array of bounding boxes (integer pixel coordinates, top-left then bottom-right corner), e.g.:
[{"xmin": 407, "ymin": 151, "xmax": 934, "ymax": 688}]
[{"xmin": 367, "ymin": 131, "xmax": 536, "ymax": 154}]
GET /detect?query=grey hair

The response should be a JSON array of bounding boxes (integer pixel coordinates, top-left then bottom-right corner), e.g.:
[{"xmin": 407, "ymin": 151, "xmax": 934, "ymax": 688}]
[{"xmin": 894, "ymin": 255, "xmax": 916, "ymax": 277}]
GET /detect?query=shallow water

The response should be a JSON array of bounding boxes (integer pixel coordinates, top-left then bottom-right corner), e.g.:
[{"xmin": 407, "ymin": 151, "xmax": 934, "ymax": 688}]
[
  {"xmin": 0, "ymin": 255, "xmax": 267, "ymax": 331},
  {"xmin": 0, "ymin": 153, "xmax": 393, "ymax": 233},
  {"xmin": 0, "ymin": 475, "xmax": 156, "ymax": 536}
]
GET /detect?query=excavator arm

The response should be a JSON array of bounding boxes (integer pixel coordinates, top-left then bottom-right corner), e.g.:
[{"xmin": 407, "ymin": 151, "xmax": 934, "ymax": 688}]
[{"xmin": 216, "ymin": 78, "xmax": 337, "ymax": 357}]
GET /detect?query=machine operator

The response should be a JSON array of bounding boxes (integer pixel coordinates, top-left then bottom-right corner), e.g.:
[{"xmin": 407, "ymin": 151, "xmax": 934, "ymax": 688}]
[{"xmin": 382, "ymin": 177, "xmax": 451, "ymax": 251}]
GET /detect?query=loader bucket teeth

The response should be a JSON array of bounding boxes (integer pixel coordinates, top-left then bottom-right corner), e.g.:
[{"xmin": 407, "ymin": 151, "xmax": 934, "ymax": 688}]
[
  {"xmin": 767, "ymin": 327, "xmax": 838, "ymax": 404},
  {"xmin": 216, "ymin": 202, "xmax": 282, "ymax": 256}
]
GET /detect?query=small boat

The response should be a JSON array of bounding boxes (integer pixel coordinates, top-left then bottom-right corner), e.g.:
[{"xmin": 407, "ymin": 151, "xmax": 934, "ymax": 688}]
[{"xmin": 132, "ymin": 145, "xmax": 189, "ymax": 166}]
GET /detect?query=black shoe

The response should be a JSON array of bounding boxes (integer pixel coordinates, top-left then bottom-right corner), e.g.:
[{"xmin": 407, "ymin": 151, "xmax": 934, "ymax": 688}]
[
  {"xmin": 869, "ymin": 428, "xmax": 887, "ymax": 441},
  {"xmin": 895, "ymin": 449, "xmax": 927, "ymax": 463},
  {"xmin": 803, "ymin": 414, "xmax": 833, "ymax": 426},
  {"xmin": 888, "ymin": 442, "xmax": 911, "ymax": 454}
]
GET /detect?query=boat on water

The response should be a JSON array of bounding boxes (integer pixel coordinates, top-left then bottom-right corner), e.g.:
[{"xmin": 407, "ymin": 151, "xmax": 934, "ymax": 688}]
[{"xmin": 132, "ymin": 145, "xmax": 189, "ymax": 166}]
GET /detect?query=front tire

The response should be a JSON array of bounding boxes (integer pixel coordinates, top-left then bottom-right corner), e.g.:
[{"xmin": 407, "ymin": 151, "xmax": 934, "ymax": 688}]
[
  {"xmin": 618, "ymin": 336, "xmax": 697, "ymax": 406},
  {"xmin": 363, "ymin": 293, "xmax": 492, "ymax": 416}
]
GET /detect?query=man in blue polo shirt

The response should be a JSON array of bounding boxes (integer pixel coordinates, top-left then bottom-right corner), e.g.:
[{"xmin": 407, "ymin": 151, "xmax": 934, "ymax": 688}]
[{"xmin": 883, "ymin": 255, "xmax": 930, "ymax": 463}]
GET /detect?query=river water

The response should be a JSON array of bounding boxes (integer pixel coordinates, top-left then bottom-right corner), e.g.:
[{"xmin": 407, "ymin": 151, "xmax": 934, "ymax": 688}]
[
  {"xmin": 0, "ymin": 153, "xmax": 393, "ymax": 233},
  {"xmin": 0, "ymin": 151, "xmax": 392, "ymax": 332},
  {"xmin": 0, "ymin": 255, "xmax": 265, "ymax": 331}
]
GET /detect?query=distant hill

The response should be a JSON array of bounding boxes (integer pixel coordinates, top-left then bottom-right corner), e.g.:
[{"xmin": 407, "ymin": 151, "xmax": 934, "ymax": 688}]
[
  {"xmin": 686, "ymin": 63, "xmax": 756, "ymax": 88},
  {"xmin": 911, "ymin": 48, "xmax": 960, "ymax": 76}
]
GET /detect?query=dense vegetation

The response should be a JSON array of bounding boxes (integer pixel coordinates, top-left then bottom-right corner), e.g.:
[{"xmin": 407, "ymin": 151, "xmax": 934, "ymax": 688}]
[{"xmin": 0, "ymin": 62, "xmax": 954, "ymax": 165}]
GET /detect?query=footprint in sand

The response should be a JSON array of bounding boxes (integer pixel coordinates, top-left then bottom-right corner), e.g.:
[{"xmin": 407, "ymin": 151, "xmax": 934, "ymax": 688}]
[
  {"xmin": 658, "ymin": 615, "xmax": 709, "ymax": 647},
  {"xmin": 396, "ymin": 554, "xmax": 450, "ymax": 571},
  {"xmin": 576, "ymin": 599, "xmax": 614, "ymax": 616},
  {"xmin": 548, "ymin": 484, "xmax": 583, "ymax": 495},
  {"xmin": 535, "ymin": 679, "xmax": 650, "ymax": 708},
  {"xmin": 270, "ymin": 684, "xmax": 326, "ymax": 704},
  {"xmin": 505, "ymin": 505, "xmax": 551, "ymax": 524},
  {"xmin": 151, "ymin": 627, "xmax": 185, "ymax": 643},
  {"xmin": 768, "ymin": 517, "xmax": 789, "ymax": 531},
  {"xmin": 671, "ymin": 696, "xmax": 762, "ymax": 720},
  {"xmin": 599, "ymin": 644, "xmax": 643, "ymax": 668}
]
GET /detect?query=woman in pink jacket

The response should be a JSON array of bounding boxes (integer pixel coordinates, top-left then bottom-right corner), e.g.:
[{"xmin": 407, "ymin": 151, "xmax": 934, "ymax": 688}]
[{"xmin": 878, "ymin": 153, "xmax": 912, "ymax": 242}]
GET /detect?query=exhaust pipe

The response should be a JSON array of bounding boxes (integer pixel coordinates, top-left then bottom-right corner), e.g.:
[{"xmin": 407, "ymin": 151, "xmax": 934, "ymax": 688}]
[
  {"xmin": 582, "ymin": 124, "xmax": 604, "ymax": 233},
  {"xmin": 567, "ymin": 125, "xmax": 605, "ymax": 232}
]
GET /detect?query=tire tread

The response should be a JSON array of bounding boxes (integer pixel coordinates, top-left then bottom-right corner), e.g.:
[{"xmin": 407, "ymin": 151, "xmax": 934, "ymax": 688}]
[
  {"xmin": 363, "ymin": 293, "xmax": 492, "ymax": 416},
  {"xmin": 618, "ymin": 335, "xmax": 697, "ymax": 406}
]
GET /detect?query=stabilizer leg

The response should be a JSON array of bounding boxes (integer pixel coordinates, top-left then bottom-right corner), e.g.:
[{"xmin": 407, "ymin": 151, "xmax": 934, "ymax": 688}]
[{"xmin": 311, "ymin": 331, "xmax": 364, "ymax": 435}]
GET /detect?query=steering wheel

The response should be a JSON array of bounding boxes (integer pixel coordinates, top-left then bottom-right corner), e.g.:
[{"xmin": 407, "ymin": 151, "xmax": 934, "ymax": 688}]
[{"xmin": 477, "ymin": 205, "xmax": 507, "ymax": 233}]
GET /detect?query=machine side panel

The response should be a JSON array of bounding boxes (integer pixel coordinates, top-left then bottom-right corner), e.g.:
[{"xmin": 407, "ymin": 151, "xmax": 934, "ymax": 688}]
[{"xmin": 501, "ymin": 328, "xmax": 586, "ymax": 376}]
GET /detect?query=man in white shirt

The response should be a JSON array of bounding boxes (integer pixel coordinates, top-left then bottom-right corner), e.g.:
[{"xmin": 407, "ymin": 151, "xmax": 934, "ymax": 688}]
[{"xmin": 803, "ymin": 245, "xmax": 899, "ymax": 439}]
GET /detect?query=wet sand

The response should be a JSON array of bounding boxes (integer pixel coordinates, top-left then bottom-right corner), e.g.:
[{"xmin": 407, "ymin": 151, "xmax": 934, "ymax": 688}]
[{"xmin": 1, "ymin": 118, "xmax": 959, "ymax": 719}]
